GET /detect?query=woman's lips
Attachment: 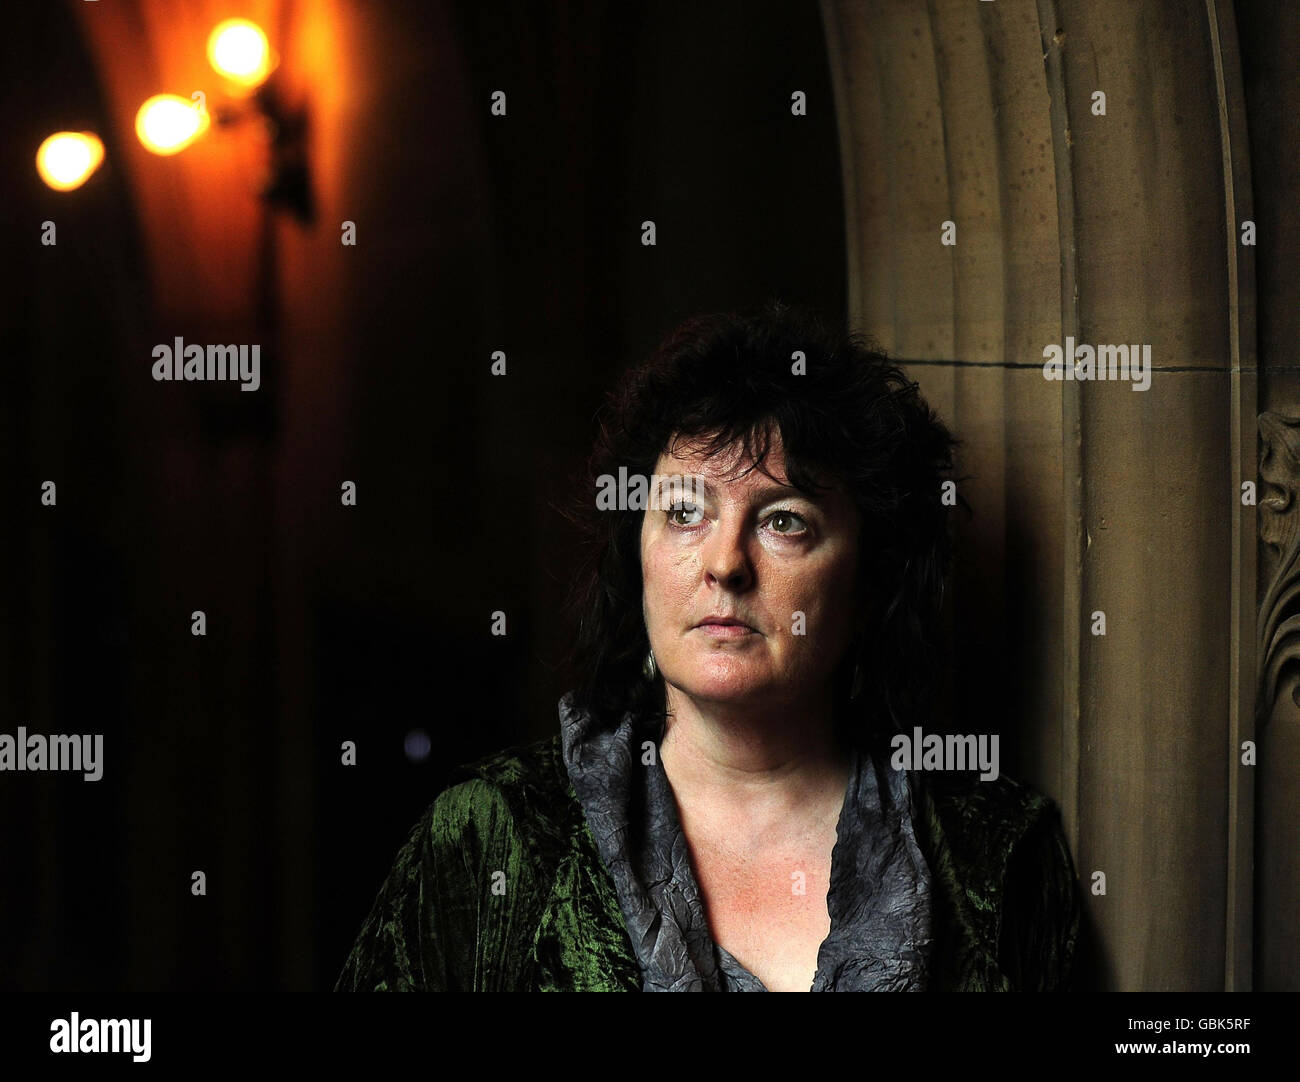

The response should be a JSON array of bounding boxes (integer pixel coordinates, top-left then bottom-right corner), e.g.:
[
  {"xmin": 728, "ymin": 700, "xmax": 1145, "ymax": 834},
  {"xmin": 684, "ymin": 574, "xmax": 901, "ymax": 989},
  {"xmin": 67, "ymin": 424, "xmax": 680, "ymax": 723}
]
[{"xmin": 694, "ymin": 621, "xmax": 757, "ymax": 639}]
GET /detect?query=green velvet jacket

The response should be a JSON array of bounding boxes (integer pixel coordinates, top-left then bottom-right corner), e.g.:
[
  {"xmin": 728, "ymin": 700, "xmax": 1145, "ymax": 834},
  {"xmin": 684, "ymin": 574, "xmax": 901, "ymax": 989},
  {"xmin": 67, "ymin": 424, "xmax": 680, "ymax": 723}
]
[{"xmin": 335, "ymin": 733, "xmax": 1080, "ymax": 992}]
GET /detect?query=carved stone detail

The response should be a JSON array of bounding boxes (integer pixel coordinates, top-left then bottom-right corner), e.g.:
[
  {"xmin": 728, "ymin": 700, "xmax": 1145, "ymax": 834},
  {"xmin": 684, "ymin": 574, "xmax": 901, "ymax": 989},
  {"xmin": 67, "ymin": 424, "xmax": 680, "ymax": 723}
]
[{"xmin": 1257, "ymin": 411, "xmax": 1300, "ymax": 718}]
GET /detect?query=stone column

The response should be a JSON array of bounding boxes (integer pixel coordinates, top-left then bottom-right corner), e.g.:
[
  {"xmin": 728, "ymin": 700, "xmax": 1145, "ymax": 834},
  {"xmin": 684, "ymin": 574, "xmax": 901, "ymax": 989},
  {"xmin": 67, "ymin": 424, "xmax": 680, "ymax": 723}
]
[{"xmin": 821, "ymin": 0, "xmax": 1259, "ymax": 990}]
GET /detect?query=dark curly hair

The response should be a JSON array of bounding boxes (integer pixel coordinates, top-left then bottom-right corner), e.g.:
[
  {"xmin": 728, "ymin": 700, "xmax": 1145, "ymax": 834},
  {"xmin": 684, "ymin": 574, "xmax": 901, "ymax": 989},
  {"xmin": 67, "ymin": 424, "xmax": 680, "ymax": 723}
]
[{"xmin": 558, "ymin": 300, "xmax": 969, "ymax": 751}]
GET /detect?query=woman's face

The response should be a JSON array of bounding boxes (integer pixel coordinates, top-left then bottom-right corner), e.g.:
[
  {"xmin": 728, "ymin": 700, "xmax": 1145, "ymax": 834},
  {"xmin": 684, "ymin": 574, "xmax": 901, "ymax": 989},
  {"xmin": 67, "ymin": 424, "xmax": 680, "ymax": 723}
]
[{"xmin": 639, "ymin": 431, "xmax": 863, "ymax": 711}]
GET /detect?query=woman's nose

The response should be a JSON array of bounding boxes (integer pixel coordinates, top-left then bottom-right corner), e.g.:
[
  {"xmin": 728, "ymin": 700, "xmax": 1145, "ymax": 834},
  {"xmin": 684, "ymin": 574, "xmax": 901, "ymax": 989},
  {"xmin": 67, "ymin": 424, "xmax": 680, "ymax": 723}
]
[{"xmin": 702, "ymin": 519, "xmax": 753, "ymax": 590}]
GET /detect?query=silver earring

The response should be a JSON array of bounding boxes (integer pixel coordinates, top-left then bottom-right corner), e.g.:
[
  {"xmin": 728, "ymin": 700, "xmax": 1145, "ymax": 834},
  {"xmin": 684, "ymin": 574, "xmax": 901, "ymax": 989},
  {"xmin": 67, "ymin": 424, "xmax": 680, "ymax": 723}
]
[{"xmin": 642, "ymin": 649, "xmax": 657, "ymax": 681}]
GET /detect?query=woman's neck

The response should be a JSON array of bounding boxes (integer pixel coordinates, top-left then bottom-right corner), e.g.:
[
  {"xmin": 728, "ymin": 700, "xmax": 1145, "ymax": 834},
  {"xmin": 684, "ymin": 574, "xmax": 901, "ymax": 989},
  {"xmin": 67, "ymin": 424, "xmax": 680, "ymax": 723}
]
[{"xmin": 657, "ymin": 683, "xmax": 851, "ymax": 830}]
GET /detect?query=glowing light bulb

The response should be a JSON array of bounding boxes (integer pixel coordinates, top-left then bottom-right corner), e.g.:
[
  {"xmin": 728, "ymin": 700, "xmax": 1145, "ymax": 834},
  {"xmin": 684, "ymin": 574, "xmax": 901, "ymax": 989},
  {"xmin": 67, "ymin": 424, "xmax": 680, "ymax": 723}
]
[
  {"xmin": 207, "ymin": 19, "xmax": 274, "ymax": 89},
  {"xmin": 135, "ymin": 94, "xmax": 210, "ymax": 155},
  {"xmin": 36, "ymin": 132, "xmax": 105, "ymax": 191}
]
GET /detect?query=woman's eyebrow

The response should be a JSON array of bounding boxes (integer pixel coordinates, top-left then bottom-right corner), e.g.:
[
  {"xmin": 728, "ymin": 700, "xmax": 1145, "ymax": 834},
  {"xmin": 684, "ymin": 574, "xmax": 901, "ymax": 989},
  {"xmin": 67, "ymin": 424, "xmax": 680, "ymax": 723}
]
[
  {"xmin": 668, "ymin": 474, "xmax": 824, "ymax": 504},
  {"xmin": 751, "ymin": 482, "xmax": 822, "ymax": 503}
]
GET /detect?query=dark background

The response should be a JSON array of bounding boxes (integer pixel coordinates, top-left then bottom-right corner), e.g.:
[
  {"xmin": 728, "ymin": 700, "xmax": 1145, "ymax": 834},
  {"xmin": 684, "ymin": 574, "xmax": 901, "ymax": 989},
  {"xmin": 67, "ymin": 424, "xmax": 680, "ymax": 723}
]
[{"xmin": 2, "ymin": 0, "xmax": 844, "ymax": 991}]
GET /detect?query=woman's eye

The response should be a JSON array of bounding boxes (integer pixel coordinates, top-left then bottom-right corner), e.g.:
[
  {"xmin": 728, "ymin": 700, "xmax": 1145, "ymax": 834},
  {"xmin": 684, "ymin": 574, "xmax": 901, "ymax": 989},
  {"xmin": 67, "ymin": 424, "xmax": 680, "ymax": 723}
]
[
  {"xmin": 667, "ymin": 503, "xmax": 703, "ymax": 527},
  {"xmin": 767, "ymin": 509, "xmax": 809, "ymax": 535}
]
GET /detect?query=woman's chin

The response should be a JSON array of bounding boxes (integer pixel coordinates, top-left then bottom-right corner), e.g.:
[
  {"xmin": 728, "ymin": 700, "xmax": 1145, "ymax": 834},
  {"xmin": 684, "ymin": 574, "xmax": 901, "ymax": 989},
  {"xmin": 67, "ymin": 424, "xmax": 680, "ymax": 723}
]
[{"xmin": 669, "ymin": 670, "xmax": 774, "ymax": 705}]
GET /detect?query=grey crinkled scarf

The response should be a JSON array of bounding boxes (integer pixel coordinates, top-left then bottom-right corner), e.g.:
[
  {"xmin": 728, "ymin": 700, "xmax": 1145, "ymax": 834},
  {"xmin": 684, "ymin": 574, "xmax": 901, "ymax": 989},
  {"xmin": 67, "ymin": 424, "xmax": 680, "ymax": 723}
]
[{"xmin": 558, "ymin": 692, "xmax": 933, "ymax": 991}]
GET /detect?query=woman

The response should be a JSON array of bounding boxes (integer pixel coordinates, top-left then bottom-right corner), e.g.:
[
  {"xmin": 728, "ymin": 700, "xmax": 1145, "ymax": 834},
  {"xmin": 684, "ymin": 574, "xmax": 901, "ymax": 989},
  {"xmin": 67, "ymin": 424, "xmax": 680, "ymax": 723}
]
[{"xmin": 334, "ymin": 302, "xmax": 1080, "ymax": 992}]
